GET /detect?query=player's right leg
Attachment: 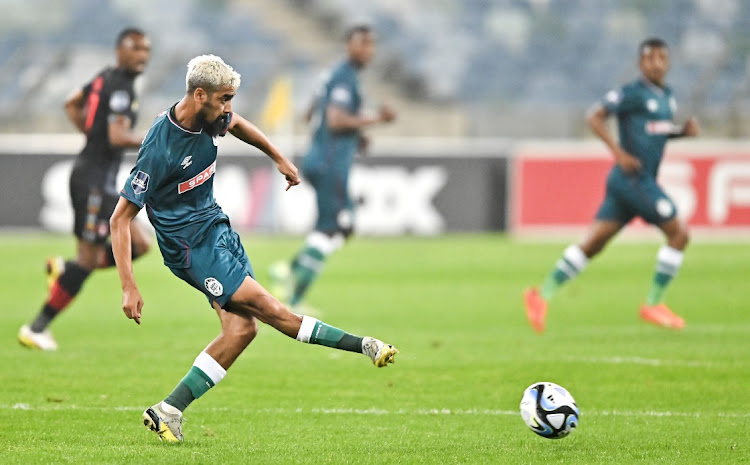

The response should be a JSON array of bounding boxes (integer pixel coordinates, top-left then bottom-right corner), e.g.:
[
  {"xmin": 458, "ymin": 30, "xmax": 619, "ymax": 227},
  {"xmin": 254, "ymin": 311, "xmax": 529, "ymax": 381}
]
[
  {"xmin": 144, "ymin": 303, "xmax": 257, "ymax": 443},
  {"xmin": 524, "ymin": 220, "xmax": 623, "ymax": 333}
]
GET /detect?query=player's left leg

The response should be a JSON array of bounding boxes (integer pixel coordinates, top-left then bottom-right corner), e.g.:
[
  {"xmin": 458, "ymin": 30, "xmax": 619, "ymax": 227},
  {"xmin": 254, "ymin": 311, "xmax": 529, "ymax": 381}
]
[
  {"xmin": 626, "ymin": 179, "xmax": 687, "ymax": 329},
  {"xmin": 286, "ymin": 173, "xmax": 352, "ymax": 307},
  {"xmin": 229, "ymin": 276, "xmax": 397, "ymax": 366},
  {"xmin": 19, "ymin": 240, "xmax": 100, "ymax": 350},
  {"xmin": 639, "ymin": 217, "xmax": 688, "ymax": 329}
]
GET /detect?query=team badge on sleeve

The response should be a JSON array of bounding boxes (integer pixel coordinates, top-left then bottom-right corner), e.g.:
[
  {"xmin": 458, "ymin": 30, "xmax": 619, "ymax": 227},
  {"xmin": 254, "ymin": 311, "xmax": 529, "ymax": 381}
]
[
  {"xmin": 132, "ymin": 170, "xmax": 150, "ymax": 195},
  {"xmin": 110, "ymin": 90, "xmax": 132, "ymax": 113},
  {"xmin": 605, "ymin": 90, "xmax": 622, "ymax": 104},
  {"xmin": 331, "ymin": 86, "xmax": 352, "ymax": 105}
]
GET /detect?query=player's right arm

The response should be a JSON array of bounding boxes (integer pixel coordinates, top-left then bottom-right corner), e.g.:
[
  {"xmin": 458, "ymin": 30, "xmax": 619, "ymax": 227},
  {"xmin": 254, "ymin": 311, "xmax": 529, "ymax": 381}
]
[
  {"xmin": 587, "ymin": 88, "xmax": 642, "ymax": 174},
  {"xmin": 63, "ymin": 88, "xmax": 87, "ymax": 133},
  {"xmin": 110, "ymin": 197, "xmax": 144, "ymax": 325}
]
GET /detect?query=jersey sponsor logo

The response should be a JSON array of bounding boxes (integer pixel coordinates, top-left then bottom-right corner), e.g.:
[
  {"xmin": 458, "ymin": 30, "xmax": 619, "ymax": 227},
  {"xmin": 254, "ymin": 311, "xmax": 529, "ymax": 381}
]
[
  {"xmin": 204, "ymin": 277, "xmax": 223, "ymax": 296},
  {"xmin": 646, "ymin": 98, "xmax": 659, "ymax": 112},
  {"xmin": 645, "ymin": 120, "xmax": 676, "ymax": 135},
  {"xmin": 131, "ymin": 170, "xmax": 150, "ymax": 194},
  {"xmin": 178, "ymin": 161, "xmax": 216, "ymax": 194},
  {"xmin": 181, "ymin": 156, "xmax": 193, "ymax": 169},
  {"xmin": 109, "ymin": 90, "xmax": 131, "ymax": 113}
]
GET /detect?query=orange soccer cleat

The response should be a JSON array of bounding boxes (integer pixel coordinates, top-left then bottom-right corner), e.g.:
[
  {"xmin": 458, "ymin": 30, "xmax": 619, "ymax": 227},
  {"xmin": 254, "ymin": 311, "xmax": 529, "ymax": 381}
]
[
  {"xmin": 523, "ymin": 288, "xmax": 548, "ymax": 334},
  {"xmin": 639, "ymin": 303, "xmax": 685, "ymax": 329}
]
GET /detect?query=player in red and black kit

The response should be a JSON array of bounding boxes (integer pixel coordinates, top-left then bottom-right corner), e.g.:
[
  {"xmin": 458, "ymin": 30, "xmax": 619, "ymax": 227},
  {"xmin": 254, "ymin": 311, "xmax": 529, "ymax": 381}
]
[{"xmin": 18, "ymin": 28, "xmax": 153, "ymax": 350}]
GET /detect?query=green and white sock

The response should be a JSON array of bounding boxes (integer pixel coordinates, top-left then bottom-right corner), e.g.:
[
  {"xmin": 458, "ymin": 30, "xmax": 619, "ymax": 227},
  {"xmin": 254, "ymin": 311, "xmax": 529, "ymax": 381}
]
[
  {"xmin": 646, "ymin": 245, "xmax": 684, "ymax": 306},
  {"xmin": 295, "ymin": 315, "xmax": 363, "ymax": 353},
  {"xmin": 541, "ymin": 245, "xmax": 589, "ymax": 300},
  {"xmin": 164, "ymin": 351, "xmax": 227, "ymax": 412}
]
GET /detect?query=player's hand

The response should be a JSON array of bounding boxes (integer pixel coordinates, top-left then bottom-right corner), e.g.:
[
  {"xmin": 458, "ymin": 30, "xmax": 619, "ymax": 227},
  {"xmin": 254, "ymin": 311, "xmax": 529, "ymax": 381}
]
[
  {"xmin": 614, "ymin": 149, "xmax": 642, "ymax": 174},
  {"xmin": 277, "ymin": 157, "xmax": 301, "ymax": 191},
  {"xmin": 122, "ymin": 286, "xmax": 144, "ymax": 325},
  {"xmin": 683, "ymin": 117, "xmax": 699, "ymax": 137},
  {"xmin": 379, "ymin": 104, "xmax": 396, "ymax": 123}
]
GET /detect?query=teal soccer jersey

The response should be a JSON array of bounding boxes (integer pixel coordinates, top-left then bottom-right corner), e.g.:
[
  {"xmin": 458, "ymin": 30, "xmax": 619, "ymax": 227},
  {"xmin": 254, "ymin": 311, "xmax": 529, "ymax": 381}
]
[
  {"xmin": 120, "ymin": 106, "xmax": 253, "ymax": 306},
  {"xmin": 601, "ymin": 78, "xmax": 677, "ymax": 177},
  {"xmin": 595, "ymin": 78, "xmax": 680, "ymax": 225},
  {"xmin": 302, "ymin": 61, "xmax": 362, "ymax": 233}
]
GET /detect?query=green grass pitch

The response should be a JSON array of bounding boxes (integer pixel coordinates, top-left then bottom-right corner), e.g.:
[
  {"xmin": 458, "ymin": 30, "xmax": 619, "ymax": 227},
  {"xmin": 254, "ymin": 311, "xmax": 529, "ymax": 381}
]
[{"xmin": 0, "ymin": 233, "xmax": 748, "ymax": 464}]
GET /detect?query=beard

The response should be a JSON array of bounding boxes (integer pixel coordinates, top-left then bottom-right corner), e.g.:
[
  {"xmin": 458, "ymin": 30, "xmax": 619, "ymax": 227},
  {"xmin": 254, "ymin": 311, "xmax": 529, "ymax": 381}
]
[{"xmin": 197, "ymin": 108, "xmax": 229, "ymax": 137}]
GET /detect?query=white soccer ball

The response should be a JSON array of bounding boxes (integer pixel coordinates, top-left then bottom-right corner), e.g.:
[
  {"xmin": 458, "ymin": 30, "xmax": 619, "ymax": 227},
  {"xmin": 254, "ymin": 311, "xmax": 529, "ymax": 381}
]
[{"xmin": 519, "ymin": 382, "xmax": 579, "ymax": 439}]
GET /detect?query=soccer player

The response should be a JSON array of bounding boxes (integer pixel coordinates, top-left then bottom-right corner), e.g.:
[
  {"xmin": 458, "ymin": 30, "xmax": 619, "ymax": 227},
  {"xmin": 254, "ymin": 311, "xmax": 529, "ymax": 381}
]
[
  {"xmin": 18, "ymin": 28, "xmax": 152, "ymax": 350},
  {"xmin": 110, "ymin": 55, "xmax": 398, "ymax": 442},
  {"xmin": 523, "ymin": 38, "xmax": 699, "ymax": 333},
  {"xmin": 269, "ymin": 24, "xmax": 396, "ymax": 309}
]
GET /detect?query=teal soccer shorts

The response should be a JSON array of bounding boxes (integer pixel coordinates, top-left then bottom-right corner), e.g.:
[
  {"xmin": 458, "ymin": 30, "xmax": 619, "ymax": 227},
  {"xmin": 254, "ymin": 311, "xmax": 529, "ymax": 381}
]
[
  {"xmin": 595, "ymin": 171, "xmax": 678, "ymax": 225},
  {"xmin": 169, "ymin": 221, "xmax": 254, "ymax": 308}
]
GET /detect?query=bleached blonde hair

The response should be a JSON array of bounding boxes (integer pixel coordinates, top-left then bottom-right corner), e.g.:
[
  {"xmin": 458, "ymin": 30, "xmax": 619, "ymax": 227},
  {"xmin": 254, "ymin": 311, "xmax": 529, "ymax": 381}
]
[{"xmin": 185, "ymin": 54, "xmax": 241, "ymax": 93}]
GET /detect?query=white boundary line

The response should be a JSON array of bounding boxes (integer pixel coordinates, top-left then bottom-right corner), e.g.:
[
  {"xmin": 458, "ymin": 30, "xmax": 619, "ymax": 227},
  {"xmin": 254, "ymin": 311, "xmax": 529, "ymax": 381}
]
[{"xmin": 3, "ymin": 404, "xmax": 749, "ymax": 419}]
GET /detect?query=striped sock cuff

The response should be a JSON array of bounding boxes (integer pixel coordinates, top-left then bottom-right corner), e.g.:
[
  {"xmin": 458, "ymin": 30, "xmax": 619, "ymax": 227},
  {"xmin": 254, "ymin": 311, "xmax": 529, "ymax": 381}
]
[
  {"xmin": 193, "ymin": 351, "xmax": 226, "ymax": 386},
  {"xmin": 296, "ymin": 315, "xmax": 320, "ymax": 343},
  {"xmin": 556, "ymin": 245, "xmax": 588, "ymax": 278},
  {"xmin": 656, "ymin": 245, "xmax": 684, "ymax": 276}
]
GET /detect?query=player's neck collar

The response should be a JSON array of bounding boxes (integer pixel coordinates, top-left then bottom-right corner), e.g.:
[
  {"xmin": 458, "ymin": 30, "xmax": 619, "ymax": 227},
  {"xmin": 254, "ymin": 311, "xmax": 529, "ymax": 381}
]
[
  {"xmin": 168, "ymin": 104, "xmax": 202, "ymax": 134},
  {"xmin": 640, "ymin": 76, "xmax": 665, "ymax": 96}
]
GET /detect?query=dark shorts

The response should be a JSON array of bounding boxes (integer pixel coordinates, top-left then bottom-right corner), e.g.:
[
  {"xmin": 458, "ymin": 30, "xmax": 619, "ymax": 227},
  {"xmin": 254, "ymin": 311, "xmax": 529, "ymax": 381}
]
[
  {"xmin": 595, "ymin": 171, "xmax": 677, "ymax": 225},
  {"xmin": 302, "ymin": 158, "xmax": 354, "ymax": 234},
  {"xmin": 168, "ymin": 222, "xmax": 254, "ymax": 308},
  {"xmin": 70, "ymin": 177, "xmax": 119, "ymax": 244}
]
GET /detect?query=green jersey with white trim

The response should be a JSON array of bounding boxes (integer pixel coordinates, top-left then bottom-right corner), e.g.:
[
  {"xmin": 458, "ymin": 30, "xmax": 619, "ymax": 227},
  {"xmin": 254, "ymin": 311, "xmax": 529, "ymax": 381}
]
[
  {"xmin": 120, "ymin": 105, "xmax": 232, "ymax": 268},
  {"xmin": 601, "ymin": 78, "xmax": 677, "ymax": 178}
]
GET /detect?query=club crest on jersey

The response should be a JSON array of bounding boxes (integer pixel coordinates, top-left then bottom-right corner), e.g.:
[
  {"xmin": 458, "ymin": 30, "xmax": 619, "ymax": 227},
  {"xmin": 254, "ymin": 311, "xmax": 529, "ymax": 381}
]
[
  {"xmin": 178, "ymin": 161, "xmax": 216, "ymax": 194},
  {"xmin": 181, "ymin": 155, "xmax": 193, "ymax": 169},
  {"xmin": 131, "ymin": 171, "xmax": 150, "ymax": 195},
  {"xmin": 646, "ymin": 99, "xmax": 659, "ymax": 112},
  {"xmin": 204, "ymin": 277, "xmax": 223, "ymax": 296}
]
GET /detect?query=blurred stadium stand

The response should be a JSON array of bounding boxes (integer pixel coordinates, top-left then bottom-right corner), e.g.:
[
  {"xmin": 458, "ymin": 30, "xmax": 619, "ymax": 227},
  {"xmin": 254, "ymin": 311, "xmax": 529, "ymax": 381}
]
[{"xmin": 1, "ymin": 0, "xmax": 749, "ymax": 137}]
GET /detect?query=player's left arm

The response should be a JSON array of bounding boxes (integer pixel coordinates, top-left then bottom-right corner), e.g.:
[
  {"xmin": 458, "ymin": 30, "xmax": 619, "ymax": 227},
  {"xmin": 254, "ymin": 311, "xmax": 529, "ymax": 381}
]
[
  {"xmin": 670, "ymin": 117, "xmax": 699, "ymax": 138},
  {"xmin": 227, "ymin": 113, "xmax": 300, "ymax": 190}
]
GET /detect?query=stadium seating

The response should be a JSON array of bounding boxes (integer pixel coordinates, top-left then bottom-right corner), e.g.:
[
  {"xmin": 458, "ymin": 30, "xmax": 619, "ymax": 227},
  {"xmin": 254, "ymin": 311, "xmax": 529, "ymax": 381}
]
[{"xmin": 0, "ymin": 0, "xmax": 748, "ymax": 136}]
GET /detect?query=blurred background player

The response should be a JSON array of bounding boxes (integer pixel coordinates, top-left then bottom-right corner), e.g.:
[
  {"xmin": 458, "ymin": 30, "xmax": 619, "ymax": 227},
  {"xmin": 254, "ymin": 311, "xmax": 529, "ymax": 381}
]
[
  {"xmin": 18, "ymin": 28, "xmax": 152, "ymax": 350},
  {"xmin": 109, "ymin": 55, "xmax": 397, "ymax": 442},
  {"xmin": 523, "ymin": 38, "xmax": 699, "ymax": 333},
  {"xmin": 269, "ymin": 24, "xmax": 396, "ymax": 310}
]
